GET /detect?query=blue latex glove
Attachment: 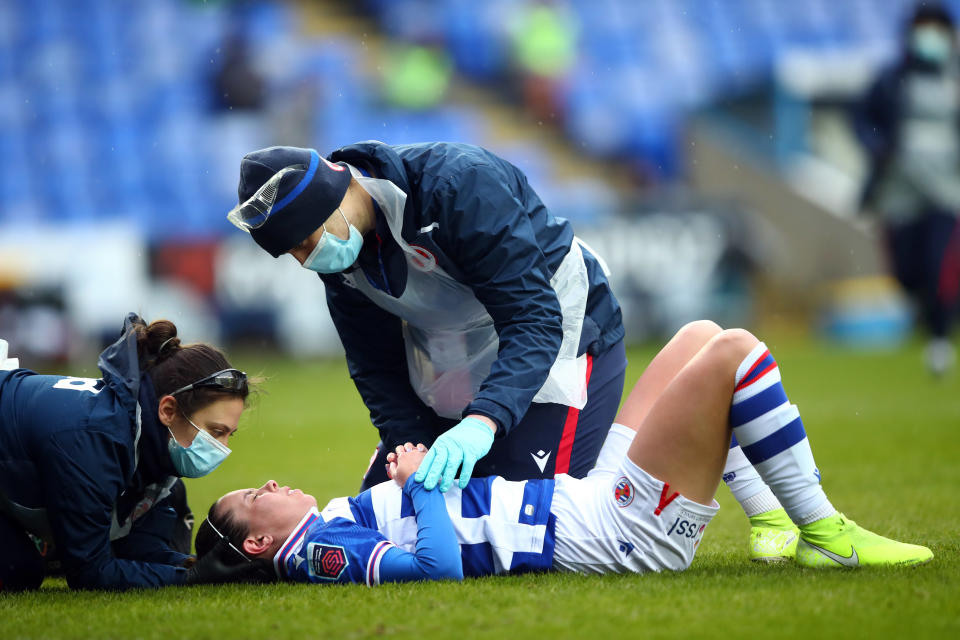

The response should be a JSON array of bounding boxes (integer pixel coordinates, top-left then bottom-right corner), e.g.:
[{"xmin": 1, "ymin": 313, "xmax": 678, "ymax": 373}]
[{"xmin": 415, "ymin": 416, "xmax": 495, "ymax": 492}]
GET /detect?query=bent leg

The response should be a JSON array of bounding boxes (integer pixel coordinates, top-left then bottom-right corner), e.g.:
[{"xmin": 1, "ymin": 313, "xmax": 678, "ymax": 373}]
[
  {"xmin": 615, "ymin": 320, "xmax": 722, "ymax": 432},
  {"xmin": 615, "ymin": 322, "xmax": 788, "ymax": 525},
  {"xmin": 622, "ymin": 329, "xmax": 760, "ymax": 504},
  {"xmin": 588, "ymin": 321, "xmax": 722, "ymax": 477},
  {"xmin": 726, "ymin": 336, "xmax": 932, "ymax": 567}
]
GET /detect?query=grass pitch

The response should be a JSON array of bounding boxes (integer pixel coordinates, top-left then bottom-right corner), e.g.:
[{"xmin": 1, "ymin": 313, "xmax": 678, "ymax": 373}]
[{"xmin": 2, "ymin": 330, "xmax": 958, "ymax": 639}]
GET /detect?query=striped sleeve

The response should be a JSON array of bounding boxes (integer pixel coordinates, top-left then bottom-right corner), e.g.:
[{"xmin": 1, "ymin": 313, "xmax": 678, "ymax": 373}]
[{"xmin": 365, "ymin": 540, "xmax": 397, "ymax": 587}]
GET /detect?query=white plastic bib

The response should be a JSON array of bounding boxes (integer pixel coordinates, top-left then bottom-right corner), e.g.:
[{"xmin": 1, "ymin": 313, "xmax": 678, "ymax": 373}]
[{"xmin": 342, "ymin": 165, "xmax": 590, "ymax": 418}]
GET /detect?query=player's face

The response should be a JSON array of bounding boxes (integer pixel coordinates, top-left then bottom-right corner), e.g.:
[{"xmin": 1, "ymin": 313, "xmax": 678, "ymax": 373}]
[{"xmin": 220, "ymin": 480, "xmax": 317, "ymax": 540}]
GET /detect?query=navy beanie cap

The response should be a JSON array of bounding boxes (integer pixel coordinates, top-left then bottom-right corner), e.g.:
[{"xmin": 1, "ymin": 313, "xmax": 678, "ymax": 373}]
[{"xmin": 237, "ymin": 146, "xmax": 351, "ymax": 258}]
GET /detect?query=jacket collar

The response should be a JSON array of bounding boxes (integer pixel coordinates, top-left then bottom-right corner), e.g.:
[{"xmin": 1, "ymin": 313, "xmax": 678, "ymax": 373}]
[
  {"xmin": 135, "ymin": 374, "xmax": 178, "ymax": 482},
  {"xmin": 97, "ymin": 312, "xmax": 144, "ymax": 407}
]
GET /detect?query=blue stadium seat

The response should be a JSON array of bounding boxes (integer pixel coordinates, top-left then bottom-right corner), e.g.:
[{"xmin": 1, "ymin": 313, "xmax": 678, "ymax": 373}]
[
  {"xmin": 1, "ymin": 0, "xmax": 936, "ymax": 234},
  {"xmin": 375, "ymin": 0, "xmax": 443, "ymax": 41},
  {"xmin": 354, "ymin": 0, "xmax": 934, "ymax": 178},
  {"xmin": 441, "ymin": 0, "xmax": 509, "ymax": 80},
  {"xmin": 0, "ymin": 132, "xmax": 32, "ymax": 215}
]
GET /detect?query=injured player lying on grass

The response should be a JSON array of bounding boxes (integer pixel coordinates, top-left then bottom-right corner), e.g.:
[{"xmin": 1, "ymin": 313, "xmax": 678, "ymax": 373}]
[{"xmin": 196, "ymin": 322, "xmax": 933, "ymax": 585}]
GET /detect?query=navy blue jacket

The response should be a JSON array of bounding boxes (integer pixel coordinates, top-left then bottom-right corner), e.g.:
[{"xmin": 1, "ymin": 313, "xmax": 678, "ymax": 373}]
[
  {"xmin": 0, "ymin": 314, "xmax": 188, "ymax": 590},
  {"xmin": 321, "ymin": 141, "xmax": 623, "ymax": 448}
]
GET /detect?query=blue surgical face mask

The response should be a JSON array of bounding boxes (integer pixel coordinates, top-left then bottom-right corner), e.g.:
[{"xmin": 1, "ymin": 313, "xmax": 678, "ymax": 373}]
[
  {"xmin": 167, "ymin": 414, "xmax": 232, "ymax": 478},
  {"xmin": 911, "ymin": 25, "xmax": 954, "ymax": 65},
  {"xmin": 302, "ymin": 208, "xmax": 364, "ymax": 273}
]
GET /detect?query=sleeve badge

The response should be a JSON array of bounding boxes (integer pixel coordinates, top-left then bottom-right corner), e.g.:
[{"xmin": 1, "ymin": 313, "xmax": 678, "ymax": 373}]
[{"xmin": 306, "ymin": 543, "xmax": 349, "ymax": 580}]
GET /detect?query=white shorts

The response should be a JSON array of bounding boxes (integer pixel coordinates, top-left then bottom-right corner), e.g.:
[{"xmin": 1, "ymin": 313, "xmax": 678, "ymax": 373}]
[{"xmin": 550, "ymin": 424, "xmax": 719, "ymax": 575}]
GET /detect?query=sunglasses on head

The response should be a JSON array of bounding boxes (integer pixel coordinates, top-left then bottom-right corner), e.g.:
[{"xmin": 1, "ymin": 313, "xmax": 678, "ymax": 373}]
[{"xmin": 170, "ymin": 368, "xmax": 248, "ymax": 397}]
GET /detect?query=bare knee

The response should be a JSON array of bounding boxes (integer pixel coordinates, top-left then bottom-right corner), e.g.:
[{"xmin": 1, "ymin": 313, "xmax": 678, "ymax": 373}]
[
  {"xmin": 675, "ymin": 320, "xmax": 723, "ymax": 344},
  {"xmin": 702, "ymin": 328, "xmax": 760, "ymax": 372}
]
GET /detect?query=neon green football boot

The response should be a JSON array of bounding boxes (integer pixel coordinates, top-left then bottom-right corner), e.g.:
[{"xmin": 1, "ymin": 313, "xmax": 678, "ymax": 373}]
[
  {"xmin": 796, "ymin": 512, "xmax": 933, "ymax": 568},
  {"xmin": 748, "ymin": 508, "xmax": 799, "ymax": 562}
]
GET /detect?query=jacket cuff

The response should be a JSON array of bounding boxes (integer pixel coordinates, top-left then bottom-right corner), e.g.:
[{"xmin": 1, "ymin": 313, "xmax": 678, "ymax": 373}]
[{"xmin": 463, "ymin": 398, "xmax": 512, "ymax": 437}]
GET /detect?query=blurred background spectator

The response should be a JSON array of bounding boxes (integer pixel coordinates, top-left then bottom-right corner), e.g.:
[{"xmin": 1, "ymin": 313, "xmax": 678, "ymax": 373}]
[
  {"xmin": 381, "ymin": 39, "xmax": 453, "ymax": 110},
  {"xmin": 852, "ymin": 2, "xmax": 960, "ymax": 376},
  {"xmin": 0, "ymin": 0, "xmax": 956, "ymax": 373},
  {"xmin": 210, "ymin": 29, "xmax": 267, "ymax": 113},
  {"xmin": 505, "ymin": 0, "xmax": 578, "ymax": 123}
]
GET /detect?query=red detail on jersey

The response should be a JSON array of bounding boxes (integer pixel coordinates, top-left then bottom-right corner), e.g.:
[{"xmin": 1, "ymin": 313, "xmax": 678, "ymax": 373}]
[
  {"xmin": 277, "ymin": 512, "xmax": 320, "ymax": 577},
  {"xmin": 654, "ymin": 482, "xmax": 680, "ymax": 516},
  {"xmin": 554, "ymin": 353, "xmax": 594, "ymax": 475}
]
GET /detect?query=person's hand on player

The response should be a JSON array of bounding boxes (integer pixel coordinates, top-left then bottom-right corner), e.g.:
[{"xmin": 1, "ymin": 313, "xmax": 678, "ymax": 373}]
[
  {"xmin": 386, "ymin": 442, "xmax": 427, "ymax": 487},
  {"xmin": 415, "ymin": 416, "xmax": 496, "ymax": 492},
  {"xmin": 385, "ymin": 443, "xmax": 405, "ymax": 479}
]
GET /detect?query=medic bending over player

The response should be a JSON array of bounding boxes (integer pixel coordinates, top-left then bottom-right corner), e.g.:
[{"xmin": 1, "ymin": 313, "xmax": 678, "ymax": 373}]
[
  {"xmin": 0, "ymin": 314, "xmax": 262, "ymax": 591},
  {"xmin": 196, "ymin": 321, "xmax": 932, "ymax": 584}
]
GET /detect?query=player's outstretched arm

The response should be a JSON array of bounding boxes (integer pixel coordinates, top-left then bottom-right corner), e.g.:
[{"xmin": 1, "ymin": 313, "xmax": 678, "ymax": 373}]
[{"xmin": 379, "ymin": 444, "xmax": 463, "ymax": 583}]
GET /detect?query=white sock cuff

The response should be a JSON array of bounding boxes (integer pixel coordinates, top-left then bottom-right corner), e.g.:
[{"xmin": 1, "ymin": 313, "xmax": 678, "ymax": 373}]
[
  {"xmin": 741, "ymin": 489, "xmax": 783, "ymax": 517},
  {"xmin": 795, "ymin": 500, "xmax": 837, "ymax": 525},
  {"xmin": 735, "ymin": 341, "xmax": 770, "ymax": 387}
]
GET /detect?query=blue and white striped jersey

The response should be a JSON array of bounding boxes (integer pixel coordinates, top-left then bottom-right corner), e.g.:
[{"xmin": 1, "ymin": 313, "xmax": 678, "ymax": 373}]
[
  {"xmin": 274, "ymin": 476, "xmax": 557, "ymax": 585},
  {"xmin": 273, "ymin": 508, "xmax": 397, "ymax": 586}
]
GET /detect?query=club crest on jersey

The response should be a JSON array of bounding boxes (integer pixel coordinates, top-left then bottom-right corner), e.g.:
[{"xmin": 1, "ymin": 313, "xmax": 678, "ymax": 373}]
[
  {"xmin": 614, "ymin": 477, "xmax": 634, "ymax": 508},
  {"xmin": 306, "ymin": 542, "xmax": 348, "ymax": 581}
]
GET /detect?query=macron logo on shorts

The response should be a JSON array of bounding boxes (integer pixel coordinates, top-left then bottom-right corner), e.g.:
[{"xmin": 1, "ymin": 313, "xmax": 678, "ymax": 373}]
[{"xmin": 531, "ymin": 450, "xmax": 552, "ymax": 473}]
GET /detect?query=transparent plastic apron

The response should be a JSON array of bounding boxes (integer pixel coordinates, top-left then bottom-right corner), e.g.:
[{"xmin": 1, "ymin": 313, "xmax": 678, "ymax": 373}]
[{"xmin": 343, "ymin": 165, "xmax": 591, "ymax": 418}]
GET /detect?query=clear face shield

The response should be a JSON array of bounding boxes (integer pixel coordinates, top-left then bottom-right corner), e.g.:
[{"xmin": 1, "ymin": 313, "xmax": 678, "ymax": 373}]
[{"xmin": 226, "ymin": 166, "xmax": 302, "ymax": 232}]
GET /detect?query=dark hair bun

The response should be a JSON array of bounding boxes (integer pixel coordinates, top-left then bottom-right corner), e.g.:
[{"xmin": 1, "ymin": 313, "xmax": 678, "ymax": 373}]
[{"xmin": 134, "ymin": 318, "xmax": 181, "ymax": 363}]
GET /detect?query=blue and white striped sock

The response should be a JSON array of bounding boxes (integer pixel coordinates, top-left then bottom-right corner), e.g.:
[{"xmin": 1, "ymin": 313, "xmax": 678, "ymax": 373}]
[
  {"xmin": 723, "ymin": 435, "xmax": 783, "ymax": 518},
  {"xmin": 729, "ymin": 342, "xmax": 834, "ymax": 525}
]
